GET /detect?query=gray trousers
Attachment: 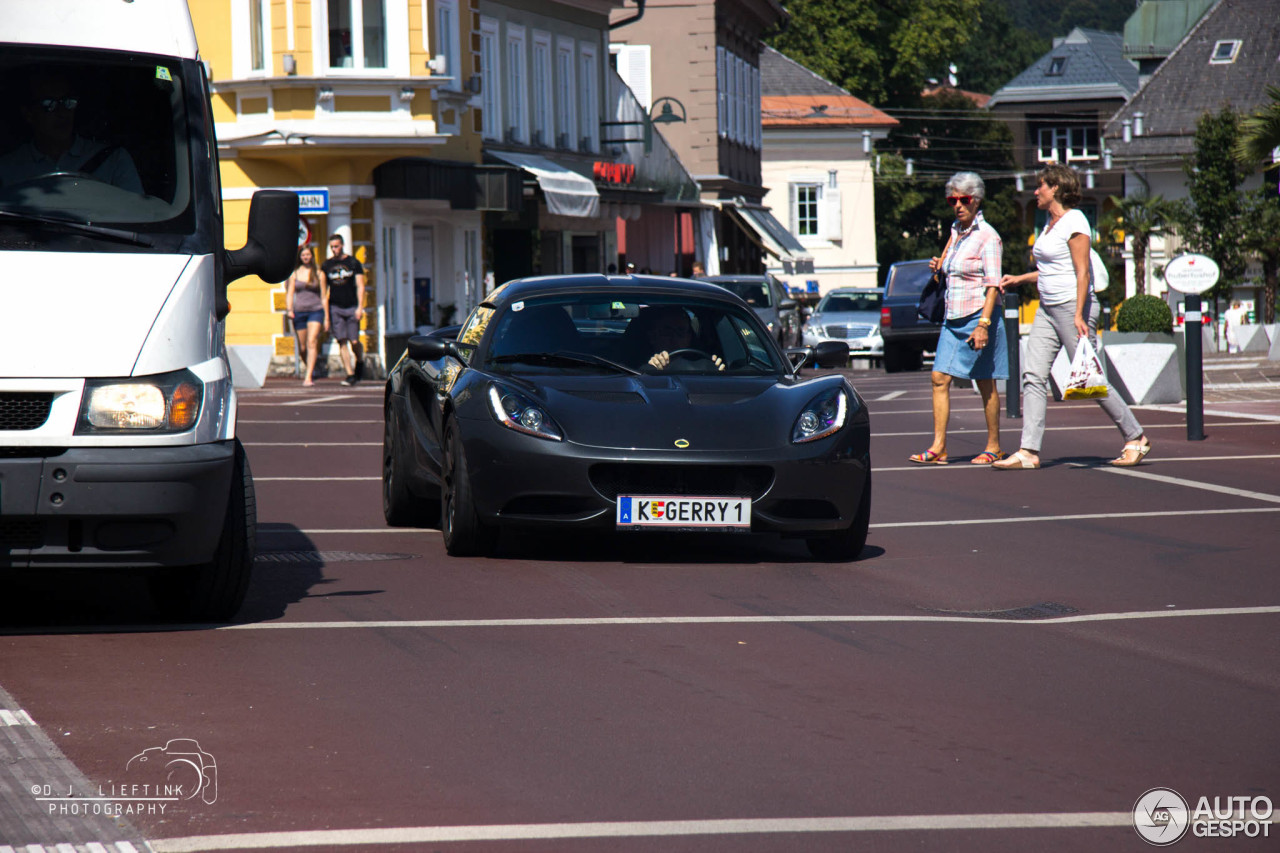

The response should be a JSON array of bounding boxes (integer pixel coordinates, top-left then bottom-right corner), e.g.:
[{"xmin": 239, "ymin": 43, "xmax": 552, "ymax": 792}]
[{"xmin": 1019, "ymin": 296, "xmax": 1143, "ymax": 452}]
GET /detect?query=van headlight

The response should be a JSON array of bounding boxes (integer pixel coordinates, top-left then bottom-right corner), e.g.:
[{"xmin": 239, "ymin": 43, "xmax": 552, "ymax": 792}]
[
  {"xmin": 76, "ymin": 369, "xmax": 203, "ymax": 433},
  {"xmin": 488, "ymin": 384, "xmax": 563, "ymax": 441},
  {"xmin": 792, "ymin": 387, "xmax": 848, "ymax": 443}
]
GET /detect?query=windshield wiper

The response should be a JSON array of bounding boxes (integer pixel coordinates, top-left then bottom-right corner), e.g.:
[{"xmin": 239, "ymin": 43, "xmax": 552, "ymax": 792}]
[
  {"xmin": 491, "ymin": 351, "xmax": 641, "ymax": 375},
  {"xmin": 0, "ymin": 209, "xmax": 153, "ymax": 247}
]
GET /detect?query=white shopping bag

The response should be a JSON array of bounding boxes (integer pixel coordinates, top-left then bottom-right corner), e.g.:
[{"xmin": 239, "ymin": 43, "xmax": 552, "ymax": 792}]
[{"xmin": 1064, "ymin": 337, "xmax": 1109, "ymax": 400}]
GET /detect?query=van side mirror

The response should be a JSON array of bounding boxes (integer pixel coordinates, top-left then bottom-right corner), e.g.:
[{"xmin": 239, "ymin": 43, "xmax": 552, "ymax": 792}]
[{"xmin": 222, "ymin": 191, "xmax": 299, "ymax": 316}]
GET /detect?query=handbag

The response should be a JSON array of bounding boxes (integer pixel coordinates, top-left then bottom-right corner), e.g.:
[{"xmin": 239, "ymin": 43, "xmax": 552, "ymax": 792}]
[
  {"xmin": 917, "ymin": 233, "xmax": 957, "ymax": 324},
  {"xmin": 1064, "ymin": 337, "xmax": 1109, "ymax": 400}
]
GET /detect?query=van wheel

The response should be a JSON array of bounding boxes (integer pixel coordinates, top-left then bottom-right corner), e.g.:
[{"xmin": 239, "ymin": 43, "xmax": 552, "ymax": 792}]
[
  {"xmin": 807, "ymin": 474, "xmax": 871, "ymax": 561},
  {"xmin": 150, "ymin": 439, "xmax": 255, "ymax": 622}
]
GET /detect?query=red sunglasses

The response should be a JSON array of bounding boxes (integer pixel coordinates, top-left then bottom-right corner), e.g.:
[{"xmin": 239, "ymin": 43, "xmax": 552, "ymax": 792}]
[{"xmin": 946, "ymin": 195, "xmax": 975, "ymax": 206}]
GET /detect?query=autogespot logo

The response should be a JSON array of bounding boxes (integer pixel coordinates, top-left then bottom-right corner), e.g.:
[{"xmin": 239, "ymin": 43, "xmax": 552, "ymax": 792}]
[{"xmin": 1134, "ymin": 788, "xmax": 1190, "ymax": 846}]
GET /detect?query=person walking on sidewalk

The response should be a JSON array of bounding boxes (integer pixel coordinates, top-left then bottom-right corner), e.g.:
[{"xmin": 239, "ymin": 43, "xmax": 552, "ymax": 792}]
[
  {"xmin": 994, "ymin": 163, "xmax": 1151, "ymax": 469},
  {"xmin": 285, "ymin": 244, "xmax": 328, "ymax": 386},
  {"xmin": 323, "ymin": 233, "xmax": 366, "ymax": 386},
  {"xmin": 908, "ymin": 171, "xmax": 1007, "ymax": 466}
]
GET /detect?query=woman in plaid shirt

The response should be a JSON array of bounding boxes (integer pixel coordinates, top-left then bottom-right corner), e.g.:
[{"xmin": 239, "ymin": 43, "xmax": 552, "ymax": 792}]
[{"xmin": 909, "ymin": 172, "xmax": 1008, "ymax": 465}]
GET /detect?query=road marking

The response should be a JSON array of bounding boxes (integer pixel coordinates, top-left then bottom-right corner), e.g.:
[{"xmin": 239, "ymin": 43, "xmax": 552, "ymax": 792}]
[
  {"xmin": 0, "ymin": 709, "xmax": 35, "ymax": 726},
  {"xmin": 877, "ymin": 453, "xmax": 1280, "ymax": 471},
  {"xmin": 258, "ymin": 527, "xmax": 426, "ymax": 535},
  {"xmin": 254, "ymin": 477, "xmax": 380, "ymax": 482},
  {"xmin": 149, "ymin": 812, "xmax": 1136, "ymax": 850},
  {"xmin": 292, "ymin": 395, "xmax": 353, "ymax": 405},
  {"xmin": 1099, "ymin": 466, "xmax": 1280, "ymax": 503},
  {"xmin": 237, "ymin": 420, "xmax": 379, "ymax": 424},
  {"xmin": 239, "ymin": 442, "xmax": 380, "ymax": 447},
  {"xmin": 872, "ymin": 506, "xmax": 1280, "ymax": 527},
  {"xmin": 218, "ymin": 605, "xmax": 1280, "ymax": 631},
  {"xmin": 874, "ymin": 390, "xmax": 906, "ymax": 401},
  {"xmin": 1138, "ymin": 404, "xmax": 1280, "ymax": 423},
  {"xmin": 0, "ymin": 845, "xmax": 144, "ymax": 853},
  {"xmin": 873, "ymin": 420, "xmax": 1267, "ymax": 437}
]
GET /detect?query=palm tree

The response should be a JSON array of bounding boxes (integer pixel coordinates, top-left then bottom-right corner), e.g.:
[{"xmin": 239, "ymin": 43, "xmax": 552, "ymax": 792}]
[
  {"xmin": 1234, "ymin": 85, "xmax": 1280, "ymax": 165},
  {"xmin": 1107, "ymin": 191, "xmax": 1175, "ymax": 296}
]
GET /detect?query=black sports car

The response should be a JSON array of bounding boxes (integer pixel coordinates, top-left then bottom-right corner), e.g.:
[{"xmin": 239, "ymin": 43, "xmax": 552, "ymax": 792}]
[{"xmin": 382, "ymin": 275, "xmax": 871, "ymax": 559}]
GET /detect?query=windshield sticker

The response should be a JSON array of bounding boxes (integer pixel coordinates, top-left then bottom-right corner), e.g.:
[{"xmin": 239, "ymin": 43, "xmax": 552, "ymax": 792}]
[
  {"xmin": 512, "ymin": 301, "xmax": 524, "ymax": 312},
  {"xmin": 612, "ymin": 302, "xmax": 626, "ymax": 310},
  {"xmin": 155, "ymin": 66, "xmax": 173, "ymax": 82}
]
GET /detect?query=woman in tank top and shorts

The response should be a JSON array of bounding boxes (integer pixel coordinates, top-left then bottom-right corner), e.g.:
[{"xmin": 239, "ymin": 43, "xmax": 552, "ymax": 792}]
[{"xmin": 286, "ymin": 245, "xmax": 329, "ymax": 386}]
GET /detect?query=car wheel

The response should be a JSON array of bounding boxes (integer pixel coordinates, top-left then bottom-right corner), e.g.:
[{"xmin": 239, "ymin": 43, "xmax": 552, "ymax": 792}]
[
  {"xmin": 807, "ymin": 473, "xmax": 871, "ymax": 562},
  {"xmin": 883, "ymin": 343, "xmax": 907, "ymax": 373},
  {"xmin": 150, "ymin": 438, "xmax": 254, "ymax": 622},
  {"xmin": 383, "ymin": 402, "xmax": 440, "ymax": 527},
  {"xmin": 441, "ymin": 420, "xmax": 494, "ymax": 556}
]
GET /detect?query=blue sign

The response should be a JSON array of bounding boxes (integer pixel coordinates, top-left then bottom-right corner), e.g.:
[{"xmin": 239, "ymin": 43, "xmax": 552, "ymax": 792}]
[{"xmin": 295, "ymin": 188, "xmax": 330, "ymax": 214}]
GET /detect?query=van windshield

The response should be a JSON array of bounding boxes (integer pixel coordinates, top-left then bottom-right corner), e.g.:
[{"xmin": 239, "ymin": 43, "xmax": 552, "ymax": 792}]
[{"xmin": 0, "ymin": 50, "xmax": 193, "ymax": 230}]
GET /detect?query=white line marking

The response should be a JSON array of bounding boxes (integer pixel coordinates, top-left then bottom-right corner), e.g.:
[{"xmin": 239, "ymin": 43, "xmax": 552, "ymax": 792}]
[
  {"xmin": 148, "ymin": 812, "xmax": 1135, "ymax": 851},
  {"xmin": 0, "ymin": 709, "xmax": 35, "ymax": 725},
  {"xmin": 877, "ymin": 453, "xmax": 1280, "ymax": 472},
  {"xmin": 1138, "ymin": 404, "xmax": 1280, "ymax": 423},
  {"xmin": 873, "ymin": 420, "xmax": 1267, "ymax": 437},
  {"xmin": 239, "ymin": 440, "xmax": 378, "ymax": 448},
  {"xmin": 872, "ymin": 506, "xmax": 1280, "ymax": 527},
  {"xmin": 254, "ymin": 477, "xmax": 379, "ymax": 482},
  {"xmin": 117, "ymin": 844, "xmax": 142, "ymax": 853},
  {"xmin": 258, "ymin": 527, "xmax": 429, "ymax": 535},
  {"xmin": 1099, "ymin": 466, "xmax": 1280, "ymax": 503},
  {"xmin": 292, "ymin": 395, "xmax": 350, "ymax": 406},
  {"xmin": 237, "ymin": 420, "xmax": 379, "ymax": 424},
  {"xmin": 874, "ymin": 390, "xmax": 906, "ymax": 401},
  {"xmin": 219, "ymin": 605, "xmax": 1280, "ymax": 631}
]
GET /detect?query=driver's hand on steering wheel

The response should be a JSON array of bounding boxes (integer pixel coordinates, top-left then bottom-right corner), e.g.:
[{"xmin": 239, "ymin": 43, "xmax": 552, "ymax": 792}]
[{"xmin": 647, "ymin": 351, "xmax": 725, "ymax": 372}]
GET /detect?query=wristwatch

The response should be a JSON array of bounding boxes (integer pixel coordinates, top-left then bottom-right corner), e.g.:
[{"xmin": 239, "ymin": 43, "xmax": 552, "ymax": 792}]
[{"xmin": 977, "ymin": 317, "xmax": 992, "ymax": 327}]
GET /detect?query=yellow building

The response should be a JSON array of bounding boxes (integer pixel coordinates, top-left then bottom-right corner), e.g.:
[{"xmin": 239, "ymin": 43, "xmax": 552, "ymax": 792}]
[{"xmin": 190, "ymin": 0, "xmax": 499, "ymax": 374}]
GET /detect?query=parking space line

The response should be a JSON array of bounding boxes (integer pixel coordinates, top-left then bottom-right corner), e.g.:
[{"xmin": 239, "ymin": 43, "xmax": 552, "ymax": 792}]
[
  {"xmin": 217, "ymin": 605, "xmax": 1280, "ymax": 632},
  {"xmin": 1099, "ymin": 466, "xmax": 1280, "ymax": 504},
  {"xmin": 241, "ymin": 442, "xmax": 380, "ymax": 447},
  {"xmin": 874, "ymin": 391, "xmax": 907, "ymax": 401},
  {"xmin": 877, "ymin": 453, "xmax": 1280, "ymax": 472},
  {"xmin": 254, "ymin": 477, "xmax": 380, "ymax": 482},
  {"xmin": 872, "ymin": 506, "xmax": 1280, "ymax": 527},
  {"xmin": 873, "ymin": 420, "xmax": 1265, "ymax": 437},
  {"xmin": 237, "ymin": 420, "xmax": 379, "ymax": 424},
  {"xmin": 149, "ymin": 813, "xmax": 1135, "ymax": 850}
]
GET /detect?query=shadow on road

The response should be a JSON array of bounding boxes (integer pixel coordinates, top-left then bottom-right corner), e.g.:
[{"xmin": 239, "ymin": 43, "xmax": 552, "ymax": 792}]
[{"xmin": 494, "ymin": 529, "xmax": 884, "ymax": 566}]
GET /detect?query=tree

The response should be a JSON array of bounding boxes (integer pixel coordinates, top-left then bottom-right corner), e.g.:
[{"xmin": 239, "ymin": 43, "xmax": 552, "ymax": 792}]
[
  {"xmin": 1105, "ymin": 192, "xmax": 1175, "ymax": 296},
  {"xmin": 1238, "ymin": 186, "xmax": 1280, "ymax": 323},
  {"xmin": 1234, "ymin": 85, "xmax": 1280, "ymax": 166},
  {"xmin": 1175, "ymin": 107, "xmax": 1251, "ymax": 306},
  {"xmin": 948, "ymin": 0, "xmax": 1048, "ymax": 95},
  {"xmin": 767, "ymin": 0, "xmax": 982, "ymax": 107}
]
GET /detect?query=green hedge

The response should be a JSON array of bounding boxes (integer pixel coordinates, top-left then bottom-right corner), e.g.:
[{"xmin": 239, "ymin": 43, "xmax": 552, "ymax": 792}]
[{"xmin": 1115, "ymin": 294, "xmax": 1173, "ymax": 334}]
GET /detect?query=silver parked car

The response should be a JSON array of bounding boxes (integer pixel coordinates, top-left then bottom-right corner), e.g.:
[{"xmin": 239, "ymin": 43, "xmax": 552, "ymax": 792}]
[{"xmin": 801, "ymin": 288, "xmax": 884, "ymax": 361}]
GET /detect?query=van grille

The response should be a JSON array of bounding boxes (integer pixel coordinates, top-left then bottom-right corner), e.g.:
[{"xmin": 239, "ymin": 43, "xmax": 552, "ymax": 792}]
[{"xmin": 0, "ymin": 393, "xmax": 54, "ymax": 430}]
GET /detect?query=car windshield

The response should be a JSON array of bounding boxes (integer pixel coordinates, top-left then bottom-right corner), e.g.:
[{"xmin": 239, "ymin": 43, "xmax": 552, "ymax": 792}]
[
  {"xmin": 0, "ymin": 49, "xmax": 193, "ymax": 229},
  {"xmin": 819, "ymin": 293, "xmax": 881, "ymax": 313},
  {"xmin": 716, "ymin": 280, "xmax": 773, "ymax": 308},
  {"xmin": 482, "ymin": 293, "xmax": 784, "ymax": 376}
]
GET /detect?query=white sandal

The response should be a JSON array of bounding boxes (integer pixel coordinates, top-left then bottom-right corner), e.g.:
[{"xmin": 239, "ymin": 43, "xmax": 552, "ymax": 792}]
[
  {"xmin": 992, "ymin": 449, "xmax": 1040, "ymax": 470},
  {"xmin": 1110, "ymin": 439, "xmax": 1152, "ymax": 467}
]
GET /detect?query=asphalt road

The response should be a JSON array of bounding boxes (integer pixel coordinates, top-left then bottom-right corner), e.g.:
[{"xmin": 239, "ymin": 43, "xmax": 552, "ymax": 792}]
[{"xmin": 1, "ymin": 357, "xmax": 1277, "ymax": 853}]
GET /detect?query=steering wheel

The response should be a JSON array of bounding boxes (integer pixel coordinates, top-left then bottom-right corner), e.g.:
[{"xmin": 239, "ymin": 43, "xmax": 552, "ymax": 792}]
[
  {"xmin": 665, "ymin": 348, "xmax": 714, "ymax": 361},
  {"xmin": 7, "ymin": 170, "xmax": 101, "ymax": 188}
]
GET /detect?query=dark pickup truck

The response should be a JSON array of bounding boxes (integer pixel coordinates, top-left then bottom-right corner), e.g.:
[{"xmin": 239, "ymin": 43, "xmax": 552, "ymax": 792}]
[{"xmin": 878, "ymin": 259, "xmax": 941, "ymax": 372}]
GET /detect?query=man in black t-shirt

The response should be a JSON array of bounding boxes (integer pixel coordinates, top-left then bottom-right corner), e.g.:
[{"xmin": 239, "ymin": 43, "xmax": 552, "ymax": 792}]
[{"xmin": 323, "ymin": 233, "xmax": 366, "ymax": 385}]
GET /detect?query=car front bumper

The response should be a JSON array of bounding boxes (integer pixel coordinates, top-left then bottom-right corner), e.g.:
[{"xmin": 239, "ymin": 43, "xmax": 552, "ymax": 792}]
[{"xmin": 455, "ymin": 411, "xmax": 871, "ymax": 536}]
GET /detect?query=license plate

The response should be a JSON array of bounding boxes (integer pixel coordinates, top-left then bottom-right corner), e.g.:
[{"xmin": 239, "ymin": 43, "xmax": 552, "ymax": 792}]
[{"xmin": 616, "ymin": 496, "xmax": 751, "ymax": 529}]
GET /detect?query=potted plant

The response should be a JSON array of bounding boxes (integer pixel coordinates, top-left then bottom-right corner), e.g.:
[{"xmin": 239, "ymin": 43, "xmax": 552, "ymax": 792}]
[{"xmin": 1099, "ymin": 294, "xmax": 1182, "ymax": 404}]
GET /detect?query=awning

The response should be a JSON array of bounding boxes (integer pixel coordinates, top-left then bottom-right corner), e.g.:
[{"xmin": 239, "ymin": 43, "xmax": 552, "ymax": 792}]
[
  {"xmin": 723, "ymin": 198, "xmax": 814, "ymax": 275},
  {"xmin": 487, "ymin": 150, "xmax": 600, "ymax": 218}
]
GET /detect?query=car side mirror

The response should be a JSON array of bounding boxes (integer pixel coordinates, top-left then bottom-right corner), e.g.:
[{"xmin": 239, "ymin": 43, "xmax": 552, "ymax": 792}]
[
  {"xmin": 812, "ymin": 341, "xmax": 850, "ymax": 368},
  {"xmin": 407, "ymin": 334, "xmax": 465, "ymax": 363},
  {"xmin": 780, "ymin": 298, "xmax": 798, "ymax": 311},
  {"xmin": 222, "ymin": 190, "xmax": 299, "ymax": 318}
]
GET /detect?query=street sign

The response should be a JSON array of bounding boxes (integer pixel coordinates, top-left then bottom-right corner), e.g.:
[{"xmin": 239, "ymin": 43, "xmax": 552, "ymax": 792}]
[
  {"xmin": 1164, "ymin": 253, "xmax": 1220, "ymax": 294},
  {"xmin": 294, "ymin": 188, "xmax": 330, "ymax": 214},
  {"xmin": 297, "ymin": 216, "xmax": 311, "ymax": 248}
]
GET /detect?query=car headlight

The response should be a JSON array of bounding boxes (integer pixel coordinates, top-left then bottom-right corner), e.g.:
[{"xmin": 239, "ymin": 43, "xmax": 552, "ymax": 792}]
[
  {"xmin": 76, "ymin": 369, "xmax": 203, "ymax": 433},
  {"xmin": 488, "ymin": 384, "xmax": 563, "ymax": 441},
  {"xmin": 792, "ymin": 387, "xmax": 848, "ymax": 443}
]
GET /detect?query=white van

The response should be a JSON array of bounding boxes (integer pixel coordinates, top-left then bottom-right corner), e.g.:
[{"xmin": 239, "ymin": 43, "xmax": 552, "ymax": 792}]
[{"xmin": 0, "ymin": 1, "xmax": 296, "ymax": 620}]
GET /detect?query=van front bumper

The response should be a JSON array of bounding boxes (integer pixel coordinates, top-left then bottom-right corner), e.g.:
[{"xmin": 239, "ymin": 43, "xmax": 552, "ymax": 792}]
[{"xmin": 0, "ymin": 442, "xmax": 233, "ymax": 569}]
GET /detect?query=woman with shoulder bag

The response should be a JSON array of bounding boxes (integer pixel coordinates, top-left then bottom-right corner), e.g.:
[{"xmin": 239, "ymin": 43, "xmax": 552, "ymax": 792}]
[
  {"xmin": 993, "ymin": 163, "xmax": 1151, "ymax": 469},
  {"xmin": 908, "ymin": 171, "xmax": 1008, "ymax": 465}
]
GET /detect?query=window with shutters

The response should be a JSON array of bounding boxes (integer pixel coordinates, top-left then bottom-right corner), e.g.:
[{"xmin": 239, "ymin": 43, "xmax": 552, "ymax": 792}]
[
  {"xmin": 793, "ymin": 183, "xmax": 821, "ymax": 237},
  {"xmin": 249, "ymin": 0, "xmax": 269, "ymax": 72},
  {"xmin": 435, "ymin": 0, "xmax": 460, "ymax": 88},
  {"xmin": 611, "ymin": 44, "xmax": 650, "ymax": 111},
  {"xmin": 556, "ymin": 38, "xmax": 576, "ymax": 150},
  {"xmin": 506, "ymin": 26, "xmax": 528, "ymax": 143},
  {"xmin": 531, "ymin": 32, "xmax": 552, "ymax": 147},
  {"xmin": 479, "ymin": 17, "xmax": 501, "ymax": 140},
  {"xmin": 578, "ymin": 44, "xmax": 599, "ymax": 153}
]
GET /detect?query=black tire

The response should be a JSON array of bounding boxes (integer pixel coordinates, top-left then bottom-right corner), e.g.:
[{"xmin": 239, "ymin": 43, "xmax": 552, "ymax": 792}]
[
  {"xmin": 383, "ymin": 403, "xmax": 440, "ymax": 527},
  {"xmin": 441, "ymin": 421, "xmax": 494, "ymax": 556},
  {"xmin": 150, "ymin": 439, "xmax": 255, "ymax": 622},
  {"xmin": 883, "ymin": 342, "xmax": 907, "ymax": 373},
  {"xmin": 807, "ymin": 473, "xmax": 871, "ymax": 562}
]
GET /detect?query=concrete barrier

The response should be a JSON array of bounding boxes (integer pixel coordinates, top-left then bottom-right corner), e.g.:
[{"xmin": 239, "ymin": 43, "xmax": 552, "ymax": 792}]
[
  {"xmin": 227, "ymin": 345, "xmax": 273, "ymax": 388},
  {"xmin": 1236, "ymin": 324, "xmax": 1270, "ymax": 353},
  {"xmin": 1104, "ymin": 342, "xmax": 1181, "ymax": 405}
]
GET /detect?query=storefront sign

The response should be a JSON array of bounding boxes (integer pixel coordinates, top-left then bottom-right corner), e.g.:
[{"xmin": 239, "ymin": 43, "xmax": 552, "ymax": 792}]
[
  {"xmin": 1164, "ymin": 253, "xmax": 1220, "ymax": 294},
  {"xmin": 593, "ymin": 162, "xmax": 636, "ymax": 185},
  {"xmin": 292, "ymin": 187, "xmax": 330, "ymax": 214}
]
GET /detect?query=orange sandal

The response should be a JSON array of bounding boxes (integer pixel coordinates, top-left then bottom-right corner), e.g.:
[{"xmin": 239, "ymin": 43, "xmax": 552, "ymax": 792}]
[
  {"xmin": 909, "ymin": 449, "xmax": 949, "ymax": 465},
  {"xmin": 971, "ymin": 451, "xmax": 1004, "ymax": 464}
]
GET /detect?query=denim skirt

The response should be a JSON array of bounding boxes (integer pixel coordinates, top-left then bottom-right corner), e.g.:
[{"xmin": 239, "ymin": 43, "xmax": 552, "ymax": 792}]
[{"xmin": 932, "ymin": 310, "xmax": 1009, "ymax": 379}]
